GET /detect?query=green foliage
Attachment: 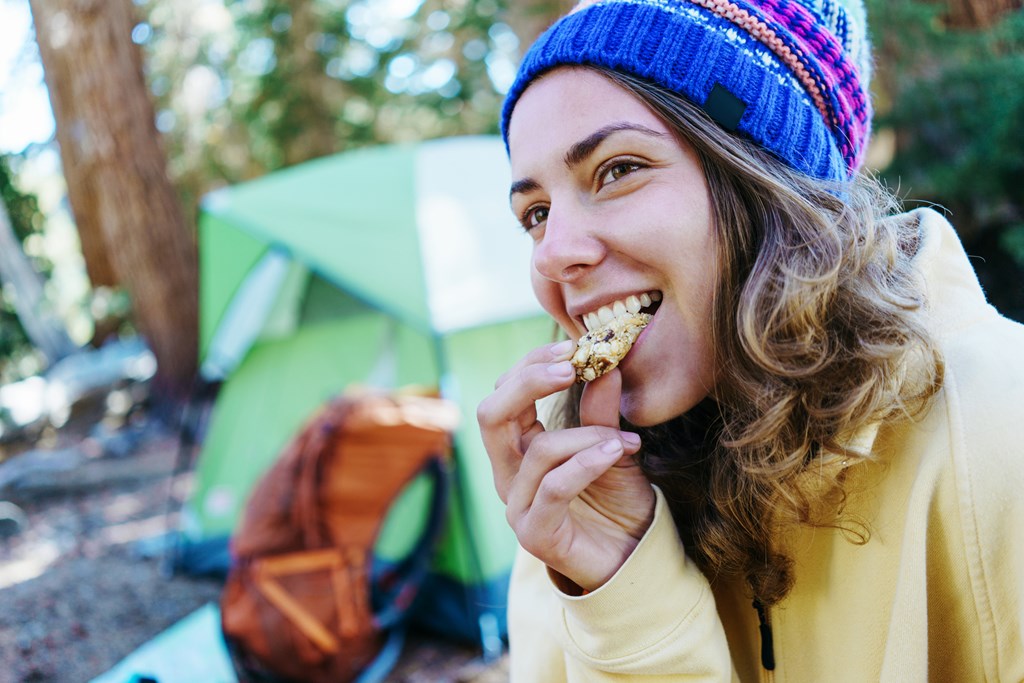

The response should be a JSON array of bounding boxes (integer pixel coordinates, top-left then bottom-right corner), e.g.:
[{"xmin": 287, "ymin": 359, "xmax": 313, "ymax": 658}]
[
  {"xmin": 871, "ymin": 3, "xmax": 1024, "ymax": 213},
  {"xmin": 0, "ymin": 154, "xmax": 44, "ymax": 246},
  {"xmin": 0, "ymin": 153, "xmax": 47, "ymax": 376},
  {"xmin": 867, "ymin": 1, "xmax": 1024, "ymax": 320},
  {"xmin": 1002, "ymin": 224, "xmax": 1024, "ymax": 264},
  {"xmin": 135, "ymin": 0, "xmax": 517, "ymax": 218}
]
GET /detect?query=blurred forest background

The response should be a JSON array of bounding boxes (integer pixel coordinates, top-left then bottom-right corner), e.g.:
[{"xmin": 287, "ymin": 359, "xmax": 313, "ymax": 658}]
[
  {"xmin": 1, "ymin": 0, "xmax": 1022, "ymax": 414},
  {"xmin": 0, "ymin": 2, "xmax": 1020, "ymax": 679}
]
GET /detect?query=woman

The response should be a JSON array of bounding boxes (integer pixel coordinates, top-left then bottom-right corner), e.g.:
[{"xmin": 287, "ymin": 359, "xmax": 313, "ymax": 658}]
[{"xmin": 477, "ymin": 0, "xmax": 1024, "ymax": 680}]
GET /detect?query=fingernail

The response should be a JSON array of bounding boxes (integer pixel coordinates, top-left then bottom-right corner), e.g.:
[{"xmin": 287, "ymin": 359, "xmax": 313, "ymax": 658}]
[
  {"xmin": 548, "ymin": 361, "xmax": 574, "ymax": 378},
  {"xmin": 551, "ymin": 340, "xmax": 575, "ymax": 356},
  {"xmin": 621, "ymin": 432, "xmax": 641, "ymax": 446},
  {"xmin": 601, "ymin": 440, "xmax": 623, "ymax": 454}
]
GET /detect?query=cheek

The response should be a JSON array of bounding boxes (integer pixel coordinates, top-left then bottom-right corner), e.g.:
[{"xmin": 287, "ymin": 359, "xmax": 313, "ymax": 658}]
[
  {"xmin": 530, "ymin": 268, "xmax": 573, "ymax": 331},
  {"xmin": 669, "ymin": 228, "xmax": 719, "ymax": 319}
]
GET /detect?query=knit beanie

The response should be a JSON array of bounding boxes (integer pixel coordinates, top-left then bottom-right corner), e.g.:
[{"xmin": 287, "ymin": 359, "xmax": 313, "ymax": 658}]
[{"xmin": 501, "ymin": 0, "xmax": 873, "ymax": 182}]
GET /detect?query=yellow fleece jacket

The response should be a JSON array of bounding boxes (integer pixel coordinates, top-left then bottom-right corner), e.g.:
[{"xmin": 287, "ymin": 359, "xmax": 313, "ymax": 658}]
[{"xmin": 506, "ymin": 209, "xmax": 1024, "ymax": 682}]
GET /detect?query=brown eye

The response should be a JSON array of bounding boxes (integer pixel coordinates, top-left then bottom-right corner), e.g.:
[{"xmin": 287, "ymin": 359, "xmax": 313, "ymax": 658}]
[
  {"xmin": 600, "ymin": 161, "xmax": 641, "ymax": 185},
  {"xmin": 523, "ymin": 205, "xmax": 548, "ymax": 230}
]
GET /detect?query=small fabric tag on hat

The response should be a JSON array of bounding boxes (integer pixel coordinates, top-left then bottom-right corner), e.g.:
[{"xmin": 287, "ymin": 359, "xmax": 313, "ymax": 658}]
[{"xmin": 703, "ymin": 83, "xmax": 746, "ymax": 132}]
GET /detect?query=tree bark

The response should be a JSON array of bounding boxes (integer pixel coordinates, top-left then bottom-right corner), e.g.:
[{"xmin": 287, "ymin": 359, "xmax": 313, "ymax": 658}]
[
  {"xmin": 0, "ymin": 199, "xmax": 77, "ymax": 364},
  {"xmin": 28, "ymin": 4, "xmax": 116, "ymax": 288},
  {"xmin": 945, "ymin": 0, "xmax": 1022, "ymax": 27},
  {"xmin": 29, "ymin": 0, "xmax": 198, "ymax": 402}
]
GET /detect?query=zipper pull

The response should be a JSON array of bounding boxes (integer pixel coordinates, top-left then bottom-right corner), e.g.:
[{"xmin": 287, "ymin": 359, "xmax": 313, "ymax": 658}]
[{"xmin": 752, "ymin": 598, "xmax": 776, "ymax": 671}]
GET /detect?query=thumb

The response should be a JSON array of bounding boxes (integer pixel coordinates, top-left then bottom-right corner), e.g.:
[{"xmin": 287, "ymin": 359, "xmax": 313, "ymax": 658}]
[{"xmin": 579, "ymin": 369, "xmax": 622, "ymax": 428}]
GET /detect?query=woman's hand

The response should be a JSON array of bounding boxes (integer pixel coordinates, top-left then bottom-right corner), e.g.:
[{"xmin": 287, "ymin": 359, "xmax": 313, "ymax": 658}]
[{"xmin": 477, "ymin": 340, "xmax": 656, "ymax": 592}]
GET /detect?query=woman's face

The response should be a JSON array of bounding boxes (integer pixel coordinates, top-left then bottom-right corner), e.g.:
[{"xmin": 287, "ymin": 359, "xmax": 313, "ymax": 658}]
[{"xmin": 507, "ymin": 68, "xmax": 719, "ymax": 426}]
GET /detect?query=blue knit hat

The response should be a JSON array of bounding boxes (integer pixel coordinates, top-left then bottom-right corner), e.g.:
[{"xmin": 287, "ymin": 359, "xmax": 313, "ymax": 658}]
[{"xmin": 501, "ymin": 0, "xmax": 873, "ymax": 182}]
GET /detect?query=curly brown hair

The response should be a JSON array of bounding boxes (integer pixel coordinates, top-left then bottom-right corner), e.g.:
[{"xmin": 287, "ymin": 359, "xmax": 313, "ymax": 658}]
[{"xmin": 546, "ymin": 67, "xmax": 944, "ymax": 606}]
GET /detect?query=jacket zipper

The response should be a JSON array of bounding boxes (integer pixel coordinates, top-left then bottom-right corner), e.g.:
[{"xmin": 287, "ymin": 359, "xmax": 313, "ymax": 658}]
[{"xmin": 753, "ymin": 598, "xmax": 776, "ymax": 678}]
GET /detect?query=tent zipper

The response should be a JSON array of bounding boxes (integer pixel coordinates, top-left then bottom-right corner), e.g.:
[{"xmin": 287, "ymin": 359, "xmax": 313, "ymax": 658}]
[{"xmin": 753, "ymin": 598, "xmax": 775, "ymax": 674}]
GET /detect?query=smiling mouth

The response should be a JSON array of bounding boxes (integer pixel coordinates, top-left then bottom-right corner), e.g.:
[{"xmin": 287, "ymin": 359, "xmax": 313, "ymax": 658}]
[
  {"xmin": 581, "ymin": 290, "xmax": 662, "ymax": 332},
  {"xmin": 570, "ymin": 291, "xmax": 661, "ymax": 383}
]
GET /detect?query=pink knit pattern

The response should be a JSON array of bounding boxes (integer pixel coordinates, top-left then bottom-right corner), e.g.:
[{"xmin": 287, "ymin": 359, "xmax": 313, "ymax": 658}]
[
  {"xmin": 754, "ymin": 0, "xmax": 870, "ymax": 168},
  {"xmin": 685, "ymin": 0, "xmax": 868, "ymax": 171}
]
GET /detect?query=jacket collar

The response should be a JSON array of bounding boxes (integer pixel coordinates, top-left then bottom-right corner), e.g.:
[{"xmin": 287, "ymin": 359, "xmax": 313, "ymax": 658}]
[{"xmin": 908, "ymin": 207, "xmax": 992, "ymax": 337}]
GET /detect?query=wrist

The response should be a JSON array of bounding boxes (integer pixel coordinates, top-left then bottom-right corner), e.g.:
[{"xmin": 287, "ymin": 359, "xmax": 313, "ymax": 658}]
[
  {"xmin": 547, "ymin": 533, "xmax": 645, "ymax": 594},
  {"xmin": 547, "ymin": 567, "xmax": 588, "ymax": 596}
]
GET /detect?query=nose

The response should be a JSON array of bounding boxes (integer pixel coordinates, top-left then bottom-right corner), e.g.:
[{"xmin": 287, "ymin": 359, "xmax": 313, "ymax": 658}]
[{"xmin": 531, "ymin": 205, "xmax": 606, "ymax": 283}]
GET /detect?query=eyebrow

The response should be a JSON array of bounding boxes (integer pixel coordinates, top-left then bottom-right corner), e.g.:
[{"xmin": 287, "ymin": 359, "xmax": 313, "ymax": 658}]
[
  {"xmin": 509, "ymin": 122, "xmax": 667, "ymax": 201},
  {"xmin": 564, "ymin": 122, "xmax": 665, "ymax": 168}
]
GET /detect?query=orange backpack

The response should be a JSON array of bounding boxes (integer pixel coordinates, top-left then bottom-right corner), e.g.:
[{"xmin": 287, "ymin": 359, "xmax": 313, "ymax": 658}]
[{"xmin": 220, "ymin": 392, "xmax": 457, "ymax": 683}]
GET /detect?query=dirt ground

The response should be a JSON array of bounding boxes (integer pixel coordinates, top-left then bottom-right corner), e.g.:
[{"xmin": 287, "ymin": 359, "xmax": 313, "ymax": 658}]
[{"xmin": 0, "ymin": 421, "xmax": 509, "ymax": 683}]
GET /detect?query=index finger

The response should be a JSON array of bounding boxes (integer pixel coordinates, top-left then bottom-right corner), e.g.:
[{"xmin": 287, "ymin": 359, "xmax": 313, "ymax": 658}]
[
  {"xmin": 494, "ymin": 339, "xmax": 575, "ymax": 390},
  {"xmin": 477, "ymin": 357, "xmax": 576, "ymax": 449}
]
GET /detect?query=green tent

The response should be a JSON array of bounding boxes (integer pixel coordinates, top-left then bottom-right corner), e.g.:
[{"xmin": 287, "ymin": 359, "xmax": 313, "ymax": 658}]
[{"xmin": 178, "ymin": 135, "xmax": 552, "ymax": 650}]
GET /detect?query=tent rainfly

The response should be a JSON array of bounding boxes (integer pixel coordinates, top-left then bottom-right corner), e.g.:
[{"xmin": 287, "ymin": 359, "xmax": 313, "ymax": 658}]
[{"xmin": 178, "ymin": 136, "xmax": 553, "ymax": 653}]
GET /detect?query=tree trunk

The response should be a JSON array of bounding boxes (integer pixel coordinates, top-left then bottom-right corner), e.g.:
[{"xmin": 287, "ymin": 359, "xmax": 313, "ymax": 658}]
[
  {"xmin": 945, "ymin": 0, "xmax": 1022, "ymax": 27},
  {"xmin": 28, "ymin": 5, "xmax": 116, "ymax": 288},
  {"xmin": 0, "ymin": 199, "xmax": 77, "ymax": 364},
  {"xmin": 29, "ymin": 0, "xmax": 198, "ymax": 402}
]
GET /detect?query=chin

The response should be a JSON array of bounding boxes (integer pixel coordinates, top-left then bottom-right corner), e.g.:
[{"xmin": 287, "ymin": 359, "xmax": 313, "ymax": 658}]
[
  {"xmin": 619, "ymin": 378, "xmax": 712, "ymax": 428},
  {"xmin": 619, "ymin": 390, "xmax": 681, "ymax": 428}
]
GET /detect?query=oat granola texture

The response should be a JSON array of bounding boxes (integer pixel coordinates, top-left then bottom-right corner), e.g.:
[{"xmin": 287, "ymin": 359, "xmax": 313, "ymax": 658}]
[{"xmin": 571, "ymin": 313, "xmax": 652, "ymax": 382}]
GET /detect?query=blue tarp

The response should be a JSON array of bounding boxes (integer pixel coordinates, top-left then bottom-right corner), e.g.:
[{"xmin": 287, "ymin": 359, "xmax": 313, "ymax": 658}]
[{"xmin": 89, "ymin": 603, "xmax": 236, "ymax": 683}]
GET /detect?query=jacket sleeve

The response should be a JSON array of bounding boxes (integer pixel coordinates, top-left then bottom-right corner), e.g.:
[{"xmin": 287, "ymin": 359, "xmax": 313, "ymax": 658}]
[
  {"xmin": 940, "ymin": 311, "xmax": 1024, "ymax": 681},
  {"xmin": 507, "ymin": 486, "xmax": 739, "ymax": 682}
]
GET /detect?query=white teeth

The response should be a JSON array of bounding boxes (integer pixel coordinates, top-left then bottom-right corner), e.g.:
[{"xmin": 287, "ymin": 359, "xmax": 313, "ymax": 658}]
[{"xmin": 580, "ymin": 291, "xmax": 661, "ymax": 331}]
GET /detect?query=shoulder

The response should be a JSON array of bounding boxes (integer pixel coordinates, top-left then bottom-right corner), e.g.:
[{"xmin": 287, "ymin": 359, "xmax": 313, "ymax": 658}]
[
  {"xmin": 891, "ymin": 206, "xmax": 1024, "ymax": 560},
  {"xmin": 933, "ymin": 317, "xmax": 1024, "ymax": 495},
  {"xmin": 895, "ymin": 211, "xmax": 1024, "ymax": 675},
  {"xmin": 909, "ymin": 206, "xmax": 1024, "ymax": 469}
]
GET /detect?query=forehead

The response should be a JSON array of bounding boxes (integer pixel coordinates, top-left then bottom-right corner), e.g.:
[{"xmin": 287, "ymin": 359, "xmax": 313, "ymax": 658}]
[{"xmin": 506, "ymin": 68, "xmax": 669, "ymax": 163}]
